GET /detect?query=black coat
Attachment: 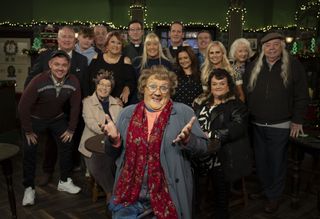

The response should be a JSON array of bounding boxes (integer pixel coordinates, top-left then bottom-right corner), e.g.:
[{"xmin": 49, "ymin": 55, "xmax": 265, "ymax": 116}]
[
  {"xmin": 195, "ymin": 97, "xmax": 252, "ymax": 182},
  {"xmin": 24, "ymin": 49, "xmax": 89, "ymax": 98},
  {"xmin": 243, "ymin": 56, "xmax": 309, "ymax": 124}
]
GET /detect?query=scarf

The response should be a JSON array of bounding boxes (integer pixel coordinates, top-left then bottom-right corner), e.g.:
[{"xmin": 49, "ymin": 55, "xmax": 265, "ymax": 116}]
[{"xmin": 114, "ymin": 100, "xmax": 178, "ymax": 219}]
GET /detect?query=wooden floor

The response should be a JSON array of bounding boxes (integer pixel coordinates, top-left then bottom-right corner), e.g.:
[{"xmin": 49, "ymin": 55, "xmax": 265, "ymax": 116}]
[{"xmin": 0, "ymin": 130, "xmax": 319, "ymax": 219}]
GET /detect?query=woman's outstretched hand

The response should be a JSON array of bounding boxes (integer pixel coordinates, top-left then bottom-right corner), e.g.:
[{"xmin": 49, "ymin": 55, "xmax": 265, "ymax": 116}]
[{"xmin": 172, "ymin": 116, "xmax": 196, "ymax": 144}]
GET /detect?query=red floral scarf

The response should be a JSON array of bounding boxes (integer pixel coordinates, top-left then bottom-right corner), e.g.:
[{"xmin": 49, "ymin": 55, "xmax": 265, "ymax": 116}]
[{"xmin": 114, "ymin": 100, "xmax": 178, "ymax": 219}]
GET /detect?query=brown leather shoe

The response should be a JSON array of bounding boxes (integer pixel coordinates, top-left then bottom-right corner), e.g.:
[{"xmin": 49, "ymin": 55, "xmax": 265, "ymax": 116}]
[
  {"xmin": 37, "ymin": 173, "xmax": 52, "ymax": 186},
  {"xmin": 264, "ymin": 200, "xmax": 279, "ymax": 213}
]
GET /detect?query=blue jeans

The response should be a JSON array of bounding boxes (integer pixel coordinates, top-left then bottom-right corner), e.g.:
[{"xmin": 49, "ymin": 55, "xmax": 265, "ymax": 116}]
[
  {"xmin": 109, "ymin": 197, "xmax": 154, "ymax": 219},
  {"xmin": 22, "ymin": 115, "xmax": 73, "ymax": 188},
  {"xmin": 252, "ymin": 125, "xmax": 289, "ymax": 200}
]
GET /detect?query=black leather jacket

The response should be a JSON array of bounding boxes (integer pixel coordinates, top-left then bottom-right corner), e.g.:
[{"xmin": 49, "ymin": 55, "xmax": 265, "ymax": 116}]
[{"xmin": 194, "ymin": 97, "xmax": 252, "ymax": 181}]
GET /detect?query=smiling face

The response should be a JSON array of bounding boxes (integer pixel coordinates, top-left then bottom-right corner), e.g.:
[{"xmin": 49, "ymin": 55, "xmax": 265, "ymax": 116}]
[
  {"xmin": 96, "ymin": 79, "xmax": 112, "ymax": 99},
  {"xmin": 49, "ymin": 56, "xmax": 70, "ymax": 81},
  {"xmin": 128, "ymin": 22, "xmax": 143, "ymax": 43},
  {"xmin": 210, "ymin": 76, "xmax": 229, "ymax": 98},
  {"xmin": 234, "ymin": 43, "xmax": 249, "ymax": 63},
  {"xmin": 178, "ymin": 51, "xmax": 192, "ymax": 70},
  {"xmin": 169, "ymin": 23, "xmax": 184, "ymax": 46},
  {"xmin": 106, "ymin": 35, "xmax": 122, "ymax": 55},
  {"xmin": 263, "ymin": 39, "xmax": 283, "ymax": 63},
  {"xmin": 57, "ymin": 28, "xmax": 76, "ymax": 52},
  {"xmin": 146, "ymin": 40, "xmax": 159, "ymax": 58},
  {"xmin": 208, "ymin": 44, "xmax": 223, "ymax": 67},
  {"xmin": 144, "ymin": 75, "xmax": 170, "ymax": 111}
]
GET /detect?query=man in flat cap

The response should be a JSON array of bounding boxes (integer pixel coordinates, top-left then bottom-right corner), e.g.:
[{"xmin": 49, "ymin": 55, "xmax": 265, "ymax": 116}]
[
  {"xmin": 19, "ymin": 50, "xmax": 82, "ymax": 206},
  {"xmin": 243, "ymin": 32, "xmax": 309, "ymax": 213}
]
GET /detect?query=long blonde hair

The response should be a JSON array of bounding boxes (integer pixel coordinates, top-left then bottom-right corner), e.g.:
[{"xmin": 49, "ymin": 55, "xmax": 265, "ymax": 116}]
[
  {"xmin": 140, "ymin": 32, "xmax": 169, "ymax": 69},
  {"xmin": 247, "ymin": 41, "xmax": 289, "ymax": 91},
  {"xmin": 201, "ymin": 41, "xmax": 235, "ymax": 87}
]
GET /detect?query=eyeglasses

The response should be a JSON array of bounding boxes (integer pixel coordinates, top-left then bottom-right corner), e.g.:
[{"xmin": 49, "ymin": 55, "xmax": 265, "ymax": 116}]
[
  {"xmin": 98, "ymin": 83, "xmax": 111, "ymax": 89},
  {"xmin": 146, "ymin": 84, "xmax": 169, "ymax": 94},
  {"xmin": 129, "ymin": 29, "xmax": 142, "ymax": 32}
]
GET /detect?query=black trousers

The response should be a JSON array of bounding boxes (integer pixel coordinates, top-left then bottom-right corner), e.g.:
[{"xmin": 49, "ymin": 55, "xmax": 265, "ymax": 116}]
[
  {"xmin": 252, "ymin": 125, "xmax": 289, "ymax": 201},
  {"xmin": 42, "ymin": 116, "xmax": 84, "ymax": 173},
  {"xmin": 84, "ymin": 152, "xmax": 115, "ymax": 193},
  {"xmin": 22, "ymin": 116, "xmax": 73, "ymax": 188},
  {"xmin": 212, "ymin": 166, "xmax": 230, "ymax": 219}
]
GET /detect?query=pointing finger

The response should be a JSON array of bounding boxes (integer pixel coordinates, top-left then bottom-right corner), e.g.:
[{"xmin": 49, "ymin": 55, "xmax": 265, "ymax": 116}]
[
  {"xmin": 105, "ymin": 114, "xmax": 112, "ymax": 124},
  {"xmin": 188, "ymin": 116, "xmax": 196, "ymax": 127}
]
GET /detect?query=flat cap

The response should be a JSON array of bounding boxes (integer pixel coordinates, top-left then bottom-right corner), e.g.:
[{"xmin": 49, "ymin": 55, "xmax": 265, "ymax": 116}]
[
  {"xmin": 261, "ymin": 32, "xmax": 284, "ymax": 44},
  {"xmin": 50, "ymin": 50, "xmax": 70, "ymax": 62}
]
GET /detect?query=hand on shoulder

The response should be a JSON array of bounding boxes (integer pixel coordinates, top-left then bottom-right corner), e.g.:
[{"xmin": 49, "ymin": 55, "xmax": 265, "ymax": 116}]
[{"xmin": 124, "ymin": 56, "xmax": 132, "ymax": 64}]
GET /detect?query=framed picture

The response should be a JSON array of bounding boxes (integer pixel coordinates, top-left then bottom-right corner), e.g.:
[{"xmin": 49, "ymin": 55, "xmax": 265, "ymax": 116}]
[{"xmin": 247, "ymin": 38, "xmax": 257, "ymax": 50}]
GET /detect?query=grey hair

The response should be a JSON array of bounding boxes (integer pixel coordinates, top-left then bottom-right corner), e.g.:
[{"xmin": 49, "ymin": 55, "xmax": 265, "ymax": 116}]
[
  {"xmin": 58, "ymin": 26, "xmax": 75, "ymax": 38},
  {"xmin": 247, "ymin": 41, "xmax": 289, "ymax": 91},
  {"xmin": 229, "ymin": 38, "xmax": 254, "ymax": 62}
]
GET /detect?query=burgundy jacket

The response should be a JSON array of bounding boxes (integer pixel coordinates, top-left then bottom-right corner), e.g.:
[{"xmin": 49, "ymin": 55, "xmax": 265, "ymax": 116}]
[{"xmin": 18, "ymin": 71, "xmax": 81, "ymax": 133}]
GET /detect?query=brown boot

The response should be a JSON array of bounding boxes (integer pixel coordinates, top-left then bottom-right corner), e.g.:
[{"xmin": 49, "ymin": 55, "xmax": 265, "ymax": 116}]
[{"xmin": 37, "ymin": 173, "xmax": 52, "ymax": 186}]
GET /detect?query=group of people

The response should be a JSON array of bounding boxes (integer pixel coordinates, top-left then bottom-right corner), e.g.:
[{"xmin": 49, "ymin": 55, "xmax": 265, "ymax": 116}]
[{"xmin": 18, "ymin": 19, "xmax": 309, "ymax": 219}]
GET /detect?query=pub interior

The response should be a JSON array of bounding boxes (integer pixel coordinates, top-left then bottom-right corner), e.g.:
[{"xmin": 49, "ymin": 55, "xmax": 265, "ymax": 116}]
[{"xmin": 0, "ymin": 0, "xmax": 320, "ymax": 218}]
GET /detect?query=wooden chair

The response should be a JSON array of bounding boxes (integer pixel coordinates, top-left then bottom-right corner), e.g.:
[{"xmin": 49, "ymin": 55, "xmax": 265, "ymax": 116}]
[
  {"xmin": 87, "ymin": 175, "xmax": 105, "ymax": 202},
  {"xmin": 84, "ymin": 134, "xmax": 107, "ymax": 202},
  {"xmin": 229, "ymin": 177, "xmax": 248, "ymax": 207}
]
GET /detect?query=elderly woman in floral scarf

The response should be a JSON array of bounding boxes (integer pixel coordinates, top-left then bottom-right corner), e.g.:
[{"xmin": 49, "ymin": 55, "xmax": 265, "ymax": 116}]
[{"xmin": 102, "ymin": 65, "xmax": 209, "ymax": 219}]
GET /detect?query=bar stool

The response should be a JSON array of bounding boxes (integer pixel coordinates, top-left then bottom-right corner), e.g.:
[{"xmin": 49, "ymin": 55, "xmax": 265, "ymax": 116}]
[
  {"xmin": 229, "ymin": 177, "xmax": 248, "ymax": 207},
  {"xmin": 84, "ymin": 134, "xmax": 107, "ymax": 202},
  {"xmin": 0, "ymin": 143, "xmax": 20, "ymax": 219}
]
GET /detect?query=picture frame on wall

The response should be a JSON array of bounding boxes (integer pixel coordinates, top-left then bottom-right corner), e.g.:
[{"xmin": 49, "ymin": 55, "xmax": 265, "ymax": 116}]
[{"xmin": 247, "ymin": 38, "xmax": 257, "ymax": 50}]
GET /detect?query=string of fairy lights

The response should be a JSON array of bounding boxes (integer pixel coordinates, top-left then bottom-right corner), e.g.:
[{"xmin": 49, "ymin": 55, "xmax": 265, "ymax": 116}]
[
  {"xmin": 2, "ymin": 1, "xmax": 320, "ymax": 55},
  {"xmin": 295, "ymin": 0, "xmax": 320, "ymax": 24},
  {"xmin": 2, "ymin": 2, "xmax": 318, "ymax": 32}
]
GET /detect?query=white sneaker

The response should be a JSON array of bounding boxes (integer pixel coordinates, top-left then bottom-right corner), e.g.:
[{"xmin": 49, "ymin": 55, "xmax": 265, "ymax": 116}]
[
  {"xmin": 57, "ymin": 178, "xmax": 81, "ymax": 194},
  {"xmin": 22, "ymin": 187, "xmax": 35, "ymax": 206}
]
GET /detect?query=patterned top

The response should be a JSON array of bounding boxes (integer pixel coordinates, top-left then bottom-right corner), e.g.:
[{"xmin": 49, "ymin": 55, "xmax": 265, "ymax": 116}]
[
  {"xmin": 173, "ymin": 71, "xmax": 203, "ymax": 108},
  {"xmin": 197, "ymin": 104, "xmax": 221, "ymax": 167},
  {"xmin": 233, "ymin": 63, "xmax": 245, "ymax": 76},
  {"xmin": 18, "ymin": 71, "xmax": 81, "ymax": 132},
  {"xmin": 232, "ymin": 65, "xmax": 243, "ymax": 86}
]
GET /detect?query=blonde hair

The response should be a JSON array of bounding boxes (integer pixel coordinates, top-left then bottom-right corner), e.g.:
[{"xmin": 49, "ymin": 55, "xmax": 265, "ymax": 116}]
[
  {"xmin": 229, "ymin": 38, "xmax": 254, "ymax": 62},
  {"xmin": 140, "ymin": 33, "xmax": 168, "ymax": 69},
  {"xmin": 247, "ymin": 41, "xmax": 289, "ymax": 91},
  {"xmin": 201, "ymin": 41, "xmax": 235, "ymax": 87}
]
